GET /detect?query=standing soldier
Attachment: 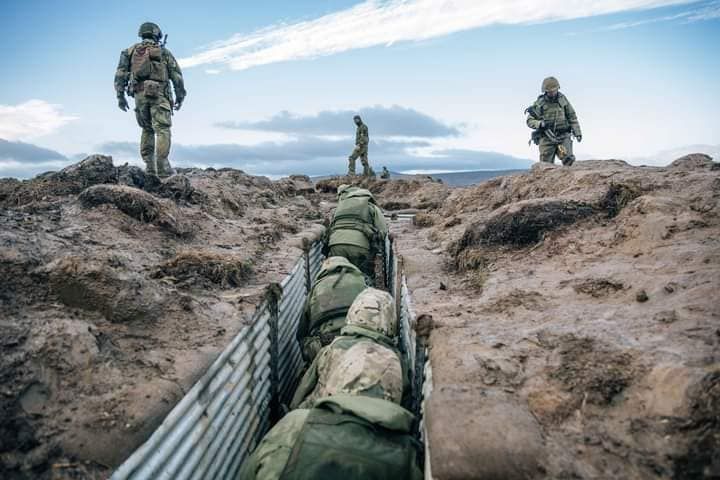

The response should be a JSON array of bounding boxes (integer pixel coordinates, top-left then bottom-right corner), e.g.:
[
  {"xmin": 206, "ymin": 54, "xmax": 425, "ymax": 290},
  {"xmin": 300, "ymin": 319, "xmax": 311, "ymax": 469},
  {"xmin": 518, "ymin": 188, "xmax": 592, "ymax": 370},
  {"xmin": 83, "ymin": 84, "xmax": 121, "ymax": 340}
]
[
  {"xmin": 115, "ymin": 22, "xmax": 186, "ymax": 177},
  {"xmin": 348, "ymin": 115, "xmax": 370, "ymax": 176},
  {"xmin": 526, "ymin": 77, "xmax": 582, "ymax": 166}
]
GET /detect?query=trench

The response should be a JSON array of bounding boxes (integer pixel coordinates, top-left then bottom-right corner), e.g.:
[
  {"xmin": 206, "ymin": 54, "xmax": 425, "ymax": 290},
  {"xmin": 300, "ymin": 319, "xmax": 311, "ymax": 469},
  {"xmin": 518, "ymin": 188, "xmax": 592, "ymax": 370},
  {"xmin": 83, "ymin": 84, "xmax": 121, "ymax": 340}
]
[{"xmin": 110, "ymin": 222, "xmax": 432, "ymax": 479}]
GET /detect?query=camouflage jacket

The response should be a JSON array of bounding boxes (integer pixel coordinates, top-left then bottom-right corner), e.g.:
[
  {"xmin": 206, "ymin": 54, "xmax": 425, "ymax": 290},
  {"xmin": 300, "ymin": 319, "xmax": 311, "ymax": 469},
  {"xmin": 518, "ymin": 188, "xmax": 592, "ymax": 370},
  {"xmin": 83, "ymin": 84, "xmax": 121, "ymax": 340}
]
[
  {"xmin": 526, "ymin": 93, "xmax": 581, "ymax": 137},
  {"xmin": 114, "ymin": 39, "xmax": 186, "ymax": 102},
  {"xmin": 289, "ymin": 325, "xmax": 407, "ymax": 410},
  {"xmin": 355, "ymin": 122, "xmax": 369, "ymax": 146}
]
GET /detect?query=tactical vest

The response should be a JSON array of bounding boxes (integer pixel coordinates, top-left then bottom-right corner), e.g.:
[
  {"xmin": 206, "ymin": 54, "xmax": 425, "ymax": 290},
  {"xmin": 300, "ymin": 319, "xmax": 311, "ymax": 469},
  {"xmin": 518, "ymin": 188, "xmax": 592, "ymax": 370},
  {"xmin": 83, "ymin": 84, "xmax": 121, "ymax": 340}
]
[
  {"xmin": 279, "ymin": 405, "xmax": 421, "ymax": 480},
  {"xmin": 330, "ymin": 196, "xmax": 376, "ymax": 239},
  {"xmin": 131, "ymin": 43, "xmax": 168, "ymax": 84},
  {"xmin": 307, "ymin": 266, "xmax": 366, "ymax": 335},
  {"xmin": 535, "ymin": 94, "xmax": 571, "ymax": 134}
]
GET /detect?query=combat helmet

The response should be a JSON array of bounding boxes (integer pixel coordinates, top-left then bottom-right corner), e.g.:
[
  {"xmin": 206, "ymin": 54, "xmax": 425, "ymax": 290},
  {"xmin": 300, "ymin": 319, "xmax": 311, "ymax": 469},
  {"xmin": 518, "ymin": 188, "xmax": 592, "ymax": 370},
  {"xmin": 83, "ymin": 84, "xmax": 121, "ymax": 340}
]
[
  {"xmin": 138, "ymin": 22, "xmax": 162, "ymax": 40},
  {"xmin": 346, "ymin": 288, "xmax": 397, "ymax": 337},
  {"xmin": 542, "ymin": 76, "xmax": 560, "ymax": 93}
]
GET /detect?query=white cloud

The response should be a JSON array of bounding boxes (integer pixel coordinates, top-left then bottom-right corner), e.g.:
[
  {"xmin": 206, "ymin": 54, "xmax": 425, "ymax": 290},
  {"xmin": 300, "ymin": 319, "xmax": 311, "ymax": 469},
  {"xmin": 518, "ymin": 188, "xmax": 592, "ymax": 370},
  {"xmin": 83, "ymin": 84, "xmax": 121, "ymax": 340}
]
[
  {"xmin": 180, "ymin": 0, "xmax": 696, "ymax": 71},
  {"xmin": 0, "ymin": 100, "xmax": 78, "ymax": 141}
]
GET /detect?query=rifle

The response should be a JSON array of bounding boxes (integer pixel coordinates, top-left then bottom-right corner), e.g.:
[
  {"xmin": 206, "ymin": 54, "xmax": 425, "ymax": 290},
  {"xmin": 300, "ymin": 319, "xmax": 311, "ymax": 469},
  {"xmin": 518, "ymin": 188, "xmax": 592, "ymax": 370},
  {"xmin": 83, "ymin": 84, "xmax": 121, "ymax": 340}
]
[{"xmin": 162, "ymin": 34, "xmax": 168, "ymax": 47}]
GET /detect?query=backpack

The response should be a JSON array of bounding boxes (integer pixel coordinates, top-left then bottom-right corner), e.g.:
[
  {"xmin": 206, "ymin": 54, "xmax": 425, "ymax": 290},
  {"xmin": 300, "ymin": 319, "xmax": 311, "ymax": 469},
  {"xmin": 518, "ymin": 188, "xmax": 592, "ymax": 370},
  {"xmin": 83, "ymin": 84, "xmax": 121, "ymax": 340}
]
[
  {"xmin": 331, "ymin": 195, "xmax": 376, "ymax": 239},
  {"xmin": 131, "ymin": 43, "xmax": 168, "ymax": 85},
  {"xmin": 279, "ymin": 396, "xmax": 422, "ymax": 480},
  {"xmin": 306, "ymin": 263, "xmax": 366, "ymax": 335}
]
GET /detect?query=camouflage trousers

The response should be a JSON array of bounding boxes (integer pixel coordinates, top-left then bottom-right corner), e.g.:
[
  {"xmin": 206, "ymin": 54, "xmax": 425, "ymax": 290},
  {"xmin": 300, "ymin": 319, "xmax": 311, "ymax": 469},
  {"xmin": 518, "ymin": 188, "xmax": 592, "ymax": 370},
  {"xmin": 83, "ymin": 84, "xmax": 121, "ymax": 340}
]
[
  {"xmin": 348, "ymin": 144, "xmax": 370, "ymax": 176},
  {"xmin": 134, "ymin": 93, "xmax": 173, "ymax": 177},
  {"xmin": 328, "ymin": 244, "xmax": 371, "ymax": 278},
  {"xmin": 539, "ymin": 136, "xmax": 574, "ymax": 166}
]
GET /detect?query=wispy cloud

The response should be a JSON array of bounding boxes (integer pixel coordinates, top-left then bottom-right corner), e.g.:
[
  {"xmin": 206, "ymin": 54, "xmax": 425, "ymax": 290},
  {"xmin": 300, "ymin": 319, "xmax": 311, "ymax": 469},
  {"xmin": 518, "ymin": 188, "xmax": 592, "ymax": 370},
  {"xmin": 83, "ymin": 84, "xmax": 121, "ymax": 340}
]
[
  {"xmin": 0, "ymin": 100, "xmax": 78, "ymax": 141},
  {"xmin": 217, "ymin": 105, "xmax": 460, "ymax": 137},
  {"xmin": 568, "ymin": 0, "xmax": 718, "ymax": 33},
  {"xmin": 179, "ymin": 0, "xmax": 696, "ymax": 71}
]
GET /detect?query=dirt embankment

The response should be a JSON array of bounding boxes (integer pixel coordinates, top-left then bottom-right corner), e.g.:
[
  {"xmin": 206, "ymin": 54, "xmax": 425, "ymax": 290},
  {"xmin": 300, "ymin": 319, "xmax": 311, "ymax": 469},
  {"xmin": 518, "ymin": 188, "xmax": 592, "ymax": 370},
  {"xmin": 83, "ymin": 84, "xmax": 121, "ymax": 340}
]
[
  {"xmin": 0, "ymin": 157, "xmax": 326, "ymax": 479},
  {"xmin": 388, "ymin": 155, "xmax": 719, "ymax": 479}
]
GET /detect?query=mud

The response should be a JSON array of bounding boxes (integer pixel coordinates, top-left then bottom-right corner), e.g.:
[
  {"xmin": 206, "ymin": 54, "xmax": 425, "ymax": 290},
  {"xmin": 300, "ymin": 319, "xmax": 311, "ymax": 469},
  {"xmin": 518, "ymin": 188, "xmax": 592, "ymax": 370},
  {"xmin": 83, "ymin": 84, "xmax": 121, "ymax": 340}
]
[
  {"xmin": 388, "ymin": 157, "xmax": 720, "ymax": 479},
  {"xmin": 0, "ymin": 158, "xmax": 328, "ymax": 479}
]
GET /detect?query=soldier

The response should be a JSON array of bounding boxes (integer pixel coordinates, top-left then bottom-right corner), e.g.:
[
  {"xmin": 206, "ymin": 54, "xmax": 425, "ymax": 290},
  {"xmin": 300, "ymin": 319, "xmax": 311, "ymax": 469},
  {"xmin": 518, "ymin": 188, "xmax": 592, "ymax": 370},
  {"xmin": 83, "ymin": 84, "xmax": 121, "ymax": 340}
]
[
  {"xmin": 290, "ymin": 288, "xmax": 408, "ymax": 410},
  {"xmin": 237, "ymin": 395, "xmax": 423, "ymax": 480},
  {"xmin": 526, "ymin": 76, "xmax": 582, "ymax": 166},
  {"xmin": 380, "ymin": 166, "xmax": 391, "ymax": 179},
  {"xmin": 296, "ymin": 256, "xmax": 367, "ymax": 362},
  {"xmin": 115, "ymin": 22, "xmax": 186, "ymax": 177},
  {"xmin": 327, "ymin": 186, "xmax": 387, "ymax": 281},
  {"xmin": 348, "ymin": 115, "xmax": 371, "ymax": 176}
]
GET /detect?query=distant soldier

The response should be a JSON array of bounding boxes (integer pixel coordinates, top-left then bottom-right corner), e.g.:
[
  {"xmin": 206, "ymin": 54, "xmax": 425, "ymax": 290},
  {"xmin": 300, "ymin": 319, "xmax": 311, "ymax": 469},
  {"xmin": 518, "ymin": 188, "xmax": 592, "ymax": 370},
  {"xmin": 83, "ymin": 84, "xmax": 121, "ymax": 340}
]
[
  {"xmin": 380, "ymin": 166, "xmax": 391, "ymax": 179},
  {"xmin": 290, "ymin": 288, "xmax": 408, "ymax": 410},
  {"xmin": 526, "ymin": 77, "xmax": 582, "ymax": 166},
  {"xmin": 115, "ymin": 22, "xmax": 186, "ymax": 177},
  {"xmin": 238, "ymin": 395, "xmax": 423, "ymax": 480},
  {"xmin": 327, "ymin": 186, "xmax": 387, "ymax": 282},
  {"xmin": 348, "ymin": 115, "xmax": 370, "ymax": 176},
  {"xmin": 296, "ymin": 256, "xmax": 367, "ymax": 362}
]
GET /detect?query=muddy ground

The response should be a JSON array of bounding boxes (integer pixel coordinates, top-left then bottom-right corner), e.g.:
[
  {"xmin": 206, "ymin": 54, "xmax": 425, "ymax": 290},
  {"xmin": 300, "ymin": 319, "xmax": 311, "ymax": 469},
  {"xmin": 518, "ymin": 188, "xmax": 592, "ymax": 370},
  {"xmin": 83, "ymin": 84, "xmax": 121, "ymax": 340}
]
[
  {"xmin": 389, "ymin": 155, "xmax": 719, "ymax": 479},
  {"xmin": 2, "ymin": 155, "xmax": 718, "ymax": 479},
  {"xmin": 0, "ymin": 157, "xmax": 326, "ymax": 479}
]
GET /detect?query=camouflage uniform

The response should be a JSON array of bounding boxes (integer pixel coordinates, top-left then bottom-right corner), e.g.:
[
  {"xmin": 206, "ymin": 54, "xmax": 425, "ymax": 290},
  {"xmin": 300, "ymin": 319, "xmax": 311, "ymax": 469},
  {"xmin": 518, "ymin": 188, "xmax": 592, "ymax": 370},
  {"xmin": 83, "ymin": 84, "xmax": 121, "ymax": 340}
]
[
  {"xmin": 296, "ymin": 256, "xmax": 367, "ymax": 362},
  {"xmin": 327, "ymin": 188, "xmax": 387, "ymax": 279},
  {"xmin": 348, "ymin": 118, "xmax": 370, "ymax": 176},
  {"xmin": 114, "ymin": 25, "xmax": 186, "ymax": 177},
  {"xmin": 238, "ymin": 395, "xmax": 423, "ymax": 480},
  {"xmin": 290, "ymin": 288, "xmax": 407, "ymax": 410},
  {"xmin": 526, "ymin": 78, "xmax": 581, "ymax": 166}
]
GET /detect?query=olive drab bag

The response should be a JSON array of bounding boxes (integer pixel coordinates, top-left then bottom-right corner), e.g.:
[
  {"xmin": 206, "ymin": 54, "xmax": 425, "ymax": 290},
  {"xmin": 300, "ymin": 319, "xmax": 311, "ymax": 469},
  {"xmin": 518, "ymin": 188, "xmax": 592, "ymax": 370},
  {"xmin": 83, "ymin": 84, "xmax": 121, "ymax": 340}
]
[
  {"xmin": 306, "ymin": 260, "xmax": 366, "ymax": 334},
  {"xmin": 330, "ymin": 195, "xmax": 377, "ymax": 239},
  {"xmin": 279, "ymin": 397, "xmax": 423, "ymax": 480},
  {"xmin": 131, "ymin": 43, "xmax": 168, "ymax": 97}
]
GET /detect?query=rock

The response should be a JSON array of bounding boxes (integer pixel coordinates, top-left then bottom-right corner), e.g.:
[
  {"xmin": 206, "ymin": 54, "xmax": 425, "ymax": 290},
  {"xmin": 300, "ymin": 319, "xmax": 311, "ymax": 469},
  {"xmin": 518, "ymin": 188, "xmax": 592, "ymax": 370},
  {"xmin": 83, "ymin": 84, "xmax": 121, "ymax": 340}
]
[
  {"xmin": 654, "ymin": 310, "xmax": 677, "ymax": 323},
  {"xmin": 636, "ymin": 290, "xmax": 649, "ymax": 302}
]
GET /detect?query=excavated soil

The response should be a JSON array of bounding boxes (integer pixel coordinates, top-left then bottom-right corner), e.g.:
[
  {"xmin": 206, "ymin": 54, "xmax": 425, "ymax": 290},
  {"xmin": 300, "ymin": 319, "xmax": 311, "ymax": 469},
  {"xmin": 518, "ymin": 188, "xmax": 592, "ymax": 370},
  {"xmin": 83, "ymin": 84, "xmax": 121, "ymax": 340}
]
[
  {"xmin": 0, "ymin": 156, "xmax": 327, "ymax": 479},
  {"xmin": 387, "ymin": 155, "xmax": 720, "ymax": 479},
  {"xmin": 3, "ymin": 155, "xmax": 719, "ymax": 479}
]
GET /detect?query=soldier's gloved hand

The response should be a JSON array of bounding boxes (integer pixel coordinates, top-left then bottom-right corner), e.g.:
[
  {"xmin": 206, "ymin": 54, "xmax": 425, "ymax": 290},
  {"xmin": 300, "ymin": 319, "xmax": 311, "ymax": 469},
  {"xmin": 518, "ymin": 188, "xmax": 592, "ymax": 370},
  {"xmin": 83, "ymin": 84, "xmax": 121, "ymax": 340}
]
[
  {"xmin": 539, "ymin": 120, "xmax": 546, "ymax": 129},
  {"xmin": 576, "ymin": 135, "xmax": 582, "ymax": 142},
  {"xmin": 174, "ymin": 98, "xmax": 184, "ymax": 111},
  {"xmin": 117, "ymin": 96, "xmax": 129, "ymax": 112}
]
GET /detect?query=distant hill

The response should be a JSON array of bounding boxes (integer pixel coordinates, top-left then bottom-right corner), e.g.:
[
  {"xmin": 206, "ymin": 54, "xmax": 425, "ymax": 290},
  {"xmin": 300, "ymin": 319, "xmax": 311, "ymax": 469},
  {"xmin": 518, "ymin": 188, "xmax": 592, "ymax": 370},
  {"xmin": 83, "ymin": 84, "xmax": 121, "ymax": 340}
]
[{"xmin": 312, "ymin": 169, "xmax": 527, "ymax": 187}]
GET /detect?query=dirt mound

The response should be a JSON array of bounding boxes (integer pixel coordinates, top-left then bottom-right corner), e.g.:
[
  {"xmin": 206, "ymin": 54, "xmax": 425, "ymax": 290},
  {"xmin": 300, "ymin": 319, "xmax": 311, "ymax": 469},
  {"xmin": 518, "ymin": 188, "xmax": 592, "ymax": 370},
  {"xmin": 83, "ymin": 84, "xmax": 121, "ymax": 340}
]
[
  {"xmin": 44, "ymin": 255, "xmax": 166, "ymax": 323},
  {"xmin": 79, "ymin": 184, "xmax": 192, "ymax": 237},
  {"xmin": 316, "ymin": 175, "xmax": 450, "ymax": 210},
  {"xmin": 387, "ymin": 156, "xmax": 720, "ymax": 479},
  {"xmin": 153, "ymin": 250, "xmax": 253, "ymax": 289},
  {"xmin": 0, "ymin": 156, "xmax": 326, "ymax": 479},
  {"xmin": 458, "ymin": 198, "xmax": 595, "ymax": 248},
  {"xmin": 669, "ymin": 153, "xmax": 715, "ymax": 170}
]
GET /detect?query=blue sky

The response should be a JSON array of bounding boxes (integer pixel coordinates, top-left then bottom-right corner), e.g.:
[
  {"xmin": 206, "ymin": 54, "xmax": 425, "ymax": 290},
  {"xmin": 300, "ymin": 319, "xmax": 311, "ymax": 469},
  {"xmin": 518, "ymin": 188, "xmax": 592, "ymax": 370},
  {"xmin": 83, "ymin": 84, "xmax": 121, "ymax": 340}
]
[{"xmin": 1, "ymin": 0, "xmax": 719, "ymax": 178}]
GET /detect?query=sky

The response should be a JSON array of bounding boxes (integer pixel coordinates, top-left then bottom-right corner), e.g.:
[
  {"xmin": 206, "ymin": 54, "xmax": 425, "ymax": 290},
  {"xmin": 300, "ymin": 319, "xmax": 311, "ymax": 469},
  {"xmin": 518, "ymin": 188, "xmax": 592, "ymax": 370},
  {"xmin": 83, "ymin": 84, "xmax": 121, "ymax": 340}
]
[{"xmin": 1, "ymin": 0, "xmax": 719, "ymax": 178}]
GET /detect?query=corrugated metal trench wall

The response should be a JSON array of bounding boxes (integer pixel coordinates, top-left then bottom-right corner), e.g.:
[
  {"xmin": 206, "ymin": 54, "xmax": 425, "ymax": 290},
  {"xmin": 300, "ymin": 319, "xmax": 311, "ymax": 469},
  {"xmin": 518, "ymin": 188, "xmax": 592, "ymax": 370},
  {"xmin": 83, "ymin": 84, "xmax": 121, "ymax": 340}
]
[{"xmin": 112, "ymin": 237, "xmax": 432, "ymax": 480}]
